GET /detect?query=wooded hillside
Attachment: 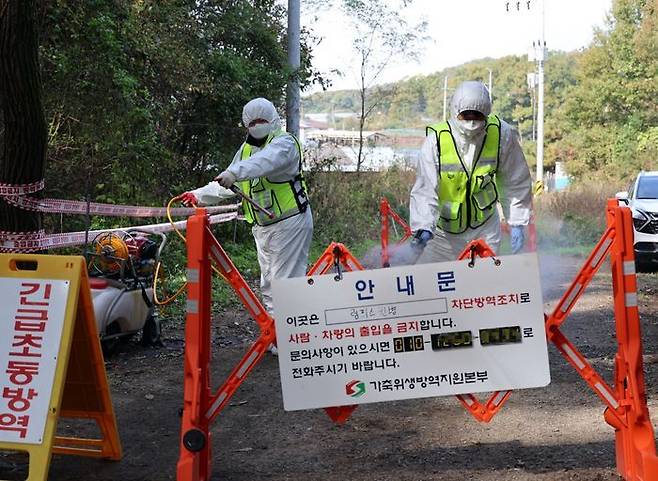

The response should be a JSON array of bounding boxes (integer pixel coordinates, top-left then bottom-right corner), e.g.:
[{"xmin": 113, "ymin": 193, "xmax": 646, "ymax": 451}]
[{"xmin": 304, "ymin": 0, "xmax": 657, "ymax": 180}]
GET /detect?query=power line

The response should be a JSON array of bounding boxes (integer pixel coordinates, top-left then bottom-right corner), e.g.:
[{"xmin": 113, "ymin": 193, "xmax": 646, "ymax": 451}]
[{"xmin": 505, "ymin": 0, "xmax": 545, "ymax": 184}]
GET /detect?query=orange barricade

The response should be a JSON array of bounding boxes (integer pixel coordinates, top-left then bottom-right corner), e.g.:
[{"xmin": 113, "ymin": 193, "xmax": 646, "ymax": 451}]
[
  {"xmin": 527, "ymin": 213, "xmax": 537, "ymax": 251},
  {"xmin": 452, "ymin": 240, "xmax": 514, "ymax": 422},
  {"xmin": 380, "ymin": 198, "xmax": 537, "ymax": 262},
  {"xmin": 177, "ymin": 212, "xmax": 367, "ymax": 481},
  {"xmin": 307, "ymin": 242, "xmax": 365, "ymax": 424},
  {"xmin": 544, "ymin": 199, "xmax": 658, "ymax": 480},
  {"xmin": 178, "ymin": 199, "xmax": 658, "ymax": 481},
  {"xmin": 380, "ymin": 198, "xmax": 413, "ymax": 267}
]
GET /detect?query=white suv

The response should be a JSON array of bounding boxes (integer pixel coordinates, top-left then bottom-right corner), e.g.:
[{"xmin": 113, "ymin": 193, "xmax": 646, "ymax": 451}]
[{"xmin": 617, "ymin": 171, "xmax": 658, "ymax": 272}]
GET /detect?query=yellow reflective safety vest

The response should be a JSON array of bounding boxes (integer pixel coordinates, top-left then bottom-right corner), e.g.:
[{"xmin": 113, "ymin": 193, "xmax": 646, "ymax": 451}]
[
  {"xmin": 238, "ymin": 130, "xmax": 309, "ymax": 226},
  {"xmin": 426, "ymin": 115, "xmax": 501, "ymax": 234}
]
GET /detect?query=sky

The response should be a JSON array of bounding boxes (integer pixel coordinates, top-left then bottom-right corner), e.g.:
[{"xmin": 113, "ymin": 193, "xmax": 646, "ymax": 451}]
[{"xmin": 302, "ymin": 0, "xmax": 612, "ymax": 92}]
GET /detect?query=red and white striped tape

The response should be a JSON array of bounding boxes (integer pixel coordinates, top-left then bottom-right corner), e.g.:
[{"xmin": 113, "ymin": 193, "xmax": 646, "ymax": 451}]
[
  {"xmin": 0, "ymin": 179, "xmax": 243, "ymax": 252},
  {"xmin": 0, "ymin": 179, "xmax": 45, "ymax": 196},
  {"xmin": 0, "ymin": 178, "xmax": 238, "ymax": 217},
  {"xmin": 0, "ymin": 212, "xmax": 241, "ymax": 253},
  {"xmin": 2, "ymin": 193, "xmax": 239, "ymax": 218}
]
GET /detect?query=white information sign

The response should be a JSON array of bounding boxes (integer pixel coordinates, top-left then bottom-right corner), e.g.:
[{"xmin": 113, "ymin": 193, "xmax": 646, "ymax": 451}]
[
  {"xmin": 0, "ymin": 279, "xmax": 70, "ymax": 444},
  {"xmin": 273, "ymin": 253, "xmax": 550, "ymax": 411}
]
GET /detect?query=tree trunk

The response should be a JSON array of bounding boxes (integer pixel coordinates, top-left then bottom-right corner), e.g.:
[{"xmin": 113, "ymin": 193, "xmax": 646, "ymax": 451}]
[
  {"xmin": 357, "ymin": 86, "xmax": 365, "ymax": 172},
  {"xmin": 0, "ymin": 0, "xmax": 47, "ymax": 233}
]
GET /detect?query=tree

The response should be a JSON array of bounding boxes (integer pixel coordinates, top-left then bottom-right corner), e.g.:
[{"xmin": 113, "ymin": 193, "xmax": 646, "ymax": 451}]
[
  {"xmin": 38, "ymin": 0, "xmax": 317, "ymax": 219},
  {"xmin": 558, "ymin": 0, "xmax": 658, "ymax": 179},
  {"xmin": 0, "ymin": 0, "xmax": 47, "ymax": 234},
  {"xmin": 341, "ymin": 0, "xmax": 427, "ymax": 171}
]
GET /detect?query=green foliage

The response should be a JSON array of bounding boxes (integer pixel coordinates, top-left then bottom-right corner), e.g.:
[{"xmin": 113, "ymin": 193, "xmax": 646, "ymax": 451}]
[
  {"xmin": 306, "ymin": 164, "xmax": 414, "ymax": 246},
  {"xmin": 556, "ymin": 0, "xmax": 658, "ymax": 182},
  {"xmin": 305, "ymin": 0, "xmax": 658, "ymax": 183},
  {"xmin": 40, "ymin": 0, "xmax": 315, "ymax": 229},
  {"xmin": 534, "ymin": 183, "xmax": 616, "ymax": 252},
  {"xmin": 305, "ymin": 51, "xmax": 578, "ymax": 173},
  {"xmin": 32, "ymin": 0, "xmax": 657, "ymax": 289}
]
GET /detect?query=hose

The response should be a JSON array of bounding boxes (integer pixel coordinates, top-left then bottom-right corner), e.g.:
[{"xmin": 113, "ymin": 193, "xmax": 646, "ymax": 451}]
[{"xmin": 152, "ymin": 195, "xmax": 229, "ymax": 306}]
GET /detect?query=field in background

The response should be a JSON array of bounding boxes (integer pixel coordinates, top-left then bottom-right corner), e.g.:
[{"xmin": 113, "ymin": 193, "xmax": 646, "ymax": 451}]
[
  {"xmin": 534, "ymin": 184, "xmax": 619, "ymax": 255},
  {"xmin": 309, "ymin": 168, "xmax": 618, "ymax": 257},
  {"xmin": 154, "ymin": 175, "xmax": 621, "ymax": 325}
]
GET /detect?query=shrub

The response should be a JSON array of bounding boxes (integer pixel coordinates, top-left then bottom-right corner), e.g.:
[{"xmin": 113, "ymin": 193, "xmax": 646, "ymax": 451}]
[{"xmin": 534, "ymin": 183, "xmax": 617, "ymax": 251}]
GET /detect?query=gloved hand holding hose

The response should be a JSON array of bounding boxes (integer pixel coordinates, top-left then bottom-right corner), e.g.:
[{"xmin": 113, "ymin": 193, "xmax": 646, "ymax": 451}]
[
  {"xmin": 180, "ymin": 182, "xmax": 274, "ymax": 220},
  {"xmin": 227, "ymin": 184, "xmax": 275, "ymax": 219},
  {"xmin": 213, "ymin": 170, "xmax": 274, "ymax": 219},
  {"xmin": 215, "ymin": 170, "xmax": 236, "ymax": 189},
  {"xmin": 411, "ymin": 229, "xmax": 433, "ymax": 253},
  {"xmin": 180, "ymin": 192, "xmax": 198, "ymax": 207}
]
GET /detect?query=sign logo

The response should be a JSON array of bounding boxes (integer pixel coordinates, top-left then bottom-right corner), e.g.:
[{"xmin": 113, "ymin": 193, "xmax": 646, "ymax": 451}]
[{"xmin": 346, "ymin": 380, "xmax": 366, "ymax": 398}]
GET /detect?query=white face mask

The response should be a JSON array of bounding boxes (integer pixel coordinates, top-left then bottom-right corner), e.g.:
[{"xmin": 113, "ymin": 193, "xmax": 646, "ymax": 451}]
[
  {"xmin": 248, "ymin": 123, "xmax": 272, "ymax": 140},
  {"xmin": 456, "ymin": 119, "xmax": 486, "ymax": 138}
]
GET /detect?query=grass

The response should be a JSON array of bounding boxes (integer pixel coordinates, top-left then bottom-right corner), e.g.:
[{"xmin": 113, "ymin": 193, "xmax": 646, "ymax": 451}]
[
  {"xmin": 534, "ymin": 184, "xmax": 617, "ymax": 255},
  {"xmin": 54, "ymin": 174, "xmax": 625, "ymax": 324},
  {"xmin": 157, "ymin": 229, "xmax": 382, "ymax": 323}
]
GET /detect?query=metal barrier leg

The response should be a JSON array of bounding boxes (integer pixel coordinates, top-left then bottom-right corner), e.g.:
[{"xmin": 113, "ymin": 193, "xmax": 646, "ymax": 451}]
[
  {"xmin": 380, "ymin": 199, "xmax": 390, "ymax": 268},
  {"xmin": 379, "ymin": 198, "xmax": 412, "ymax": 268},
  {"xmin": 605, "ymin": 200, "xmax": 658, "ymax": 481},
  {"xmin": 177, "ymin": 209, "xmax": 212, "ymax": 481}
]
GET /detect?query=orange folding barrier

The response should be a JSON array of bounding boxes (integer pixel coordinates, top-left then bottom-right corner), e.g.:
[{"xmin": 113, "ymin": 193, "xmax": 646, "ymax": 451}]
[
  {"xmin": 544, "ymin": 199, "xmax": 658, "ymax": 480},
  {"xmin": 452, "ymin": 240, "xmax": 514, "ymax": 422},
  {"xmin": 177, "ymin": 212, "xmax": 368, "ymax": 481},
  {"xmin": 380, "ymin": 198, "xmax": 413, "ymax": 267},
  {"xmin": 379, "ymin": 198, "xmax": 537, "ymax": 264},
  {"xmin": 307, "ymin": 242, "xmax": 364, "ymax": 424},
  {"xmin": 178, "ymin": 199, "xmax": 658, "ymax": 481}
]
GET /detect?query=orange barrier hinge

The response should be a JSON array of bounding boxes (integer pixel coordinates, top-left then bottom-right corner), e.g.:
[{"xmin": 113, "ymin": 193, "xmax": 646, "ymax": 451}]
[
  {"xmin": 307, "ymin": 242, "xmax": 363, "ymax": 423},
  {"xmin": 452, "ymin": 240, "xmax": 514, "ymax": 423},
  {"xmin": 204, "ymin": 226, "xmax": 274, "ymax": 423},
  {"xmin": 380, "ymin": 198, "xmax": 412, "ymax": 268}
]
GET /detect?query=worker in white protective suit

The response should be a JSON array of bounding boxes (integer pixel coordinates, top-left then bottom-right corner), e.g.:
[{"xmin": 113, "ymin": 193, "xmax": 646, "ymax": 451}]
[
  {"xmin": 180, "ymin": 98, "xmax": 313, "ymax": 351},
  {"xmin": 409, "ymin": 81, "xmax": 532, "ymax": 262}
]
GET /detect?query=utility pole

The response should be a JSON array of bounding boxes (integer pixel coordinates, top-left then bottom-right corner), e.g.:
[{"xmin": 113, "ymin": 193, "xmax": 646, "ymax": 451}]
[
  {"xmin": 442, "ymin": 75, "xmax": 448, "ymax": 121},
  {"xmin": 536, "ymin": 45, "xmax": 545, "ymax": 183},
  {"xmin": 488, "ymin": 69, "xmax": 493, "ymax": 103},
  {"xmin": 286, "ymin": 0, "xmax": 301, "ymax": 137},
  {"xmin": 535, "ymin": 0, "xmax": 546, "ymax": 185},
  {"xmin": 508, "ymin": 0, "xmax": 546, "ymax": 184},
  {"xmin": 526, "ymin": 72, "xmax": 537, "ymax": 139}
]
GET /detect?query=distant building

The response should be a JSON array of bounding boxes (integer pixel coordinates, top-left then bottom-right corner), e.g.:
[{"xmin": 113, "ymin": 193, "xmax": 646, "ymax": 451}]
[
  {"xmin": 306, "ymin": 129, "xmax": 388, "ymax": 146},
  {"xmin": 299, "ymin": 120, "xmax": 423, "ymax": 172},
  {"xmin": 543, "ymin": 162, "xmax": 571, "ymax": 192},
  {"xmin": 554, "ymin": 161, "xmax": 570, "ymax": 191},
  {"xmin": 304, "ymin": 142, "xmax": 414, "ymax": 172},
  {"xmin": 299, "ymin": 118, "xmax": 329, "ymax": 142}
]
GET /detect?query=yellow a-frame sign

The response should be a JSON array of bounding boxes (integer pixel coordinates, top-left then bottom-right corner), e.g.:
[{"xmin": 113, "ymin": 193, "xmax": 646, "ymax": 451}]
[{"xmin": 0, "ymin": 254, "xmax": 121, "ymax": 481}]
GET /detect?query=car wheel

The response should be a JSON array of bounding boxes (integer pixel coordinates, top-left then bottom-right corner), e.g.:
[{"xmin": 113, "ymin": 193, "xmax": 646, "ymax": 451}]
[
  {"xmin": 102, "ymin": 321, "xmax": 122, "ymax": 357},
  {"xmin": 635, "ymin": 257, "xmax": 654, "ymax": 273},
  {"xmin": 141, "ymin": 311, "xmax": 162, "ymax": 347}
]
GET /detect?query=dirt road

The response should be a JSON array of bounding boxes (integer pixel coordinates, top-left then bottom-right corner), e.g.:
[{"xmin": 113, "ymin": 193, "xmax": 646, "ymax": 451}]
[{"xmin": 2, "ymin": 253, "xmax": 658, "ymax": 481}]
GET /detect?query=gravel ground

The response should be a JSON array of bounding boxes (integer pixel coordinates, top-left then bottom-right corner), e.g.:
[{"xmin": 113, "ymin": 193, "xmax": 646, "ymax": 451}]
[{"xmin": 2, "ymin": 253, "xmax": 658, "ymax": 481}]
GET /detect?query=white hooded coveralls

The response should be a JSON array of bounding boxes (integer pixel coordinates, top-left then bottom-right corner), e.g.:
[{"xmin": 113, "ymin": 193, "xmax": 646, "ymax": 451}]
[
  {"xmin": 410, "ymin": 82, "xmax": 532, "ymax": 262},
  {"xmin": 190, "ymin": 98, "xmax": 313, "ymax": 313}
]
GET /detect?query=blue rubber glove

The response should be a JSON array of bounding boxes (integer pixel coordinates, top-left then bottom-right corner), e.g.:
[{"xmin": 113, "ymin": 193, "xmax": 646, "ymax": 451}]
[
  {"xmin": 410, "ymin": 229, "xmax": 433, "ymax": 253},
  {"xmin": 510, "ymin": 225, "xmax": 525, "ymax": 254}
]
